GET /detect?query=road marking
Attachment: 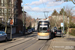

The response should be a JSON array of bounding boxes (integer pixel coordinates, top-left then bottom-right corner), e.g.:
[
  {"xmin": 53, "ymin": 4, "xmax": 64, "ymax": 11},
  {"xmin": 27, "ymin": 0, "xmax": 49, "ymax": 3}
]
[{"xmin": 52, "ymin": 46, "xmax": 75, "ymax": 49}]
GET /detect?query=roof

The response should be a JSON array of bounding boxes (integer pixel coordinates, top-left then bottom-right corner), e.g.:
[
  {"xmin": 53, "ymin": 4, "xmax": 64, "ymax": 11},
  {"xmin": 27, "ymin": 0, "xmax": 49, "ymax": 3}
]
[
  {"xmin": 48, "ymin": 16, "xmax": 51, "ymax": 18},
  {"xmin": 72, "ymin": 17, "xmax": 75, "ymax": 19}
]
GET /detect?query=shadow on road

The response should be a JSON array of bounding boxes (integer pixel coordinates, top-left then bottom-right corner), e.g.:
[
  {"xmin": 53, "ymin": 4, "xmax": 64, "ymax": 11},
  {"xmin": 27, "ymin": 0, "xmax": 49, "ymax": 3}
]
[
  {"xmin": 25, "ymin": 33, "xmax": 37, "ymax": 38},
  {"xmin": 50, "ymin": 32, "xmax": 55, "ymax": 40}
]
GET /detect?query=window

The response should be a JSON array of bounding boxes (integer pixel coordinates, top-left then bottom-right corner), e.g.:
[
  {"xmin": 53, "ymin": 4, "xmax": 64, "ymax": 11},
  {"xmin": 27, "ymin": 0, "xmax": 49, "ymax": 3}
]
[
  {"xmin": 4, "ymin": 9, "xmax": 7, "ymax": 13},
  {"xmin": 0, "ymin": 32, "xmax": 2, "ymax": 35},
  {"xmin": 0, "ymin": 8, "xmax": 2, "ymax": 13},
  {"xmin": 39, "ymin": 27, "xmax": 48, "ymax": 32},
  {"xmin": 4, "ymin": 14, "xmax": 7, "ymax": 16},
  {"xmin": 0, "ymin": 8, "xmax": 2, "ymax": 16},
  {"xmin": 1, "ymin": 0, "xmax": 3, "ymax": 3},
  {"xmin": 8, "ymin": 0, "xmax": 12, "ymax": 7},
  {"xmin": 8, "ymin": 9, "xmax": 12, "ymax": 13},
  {"xmin": 0, "ymin": 13, "xmax": 3, "ymax": 16},
  {"xmin": 1, "ymin": 0, "xmax": 4, "ymax": 6},
  {"xmin": 8, "ymin": 13, "xmax": 12, "ymax": 17},
  {"xmin": 3, "ymin": 0, "xmax": 7, "ymax": 6}
]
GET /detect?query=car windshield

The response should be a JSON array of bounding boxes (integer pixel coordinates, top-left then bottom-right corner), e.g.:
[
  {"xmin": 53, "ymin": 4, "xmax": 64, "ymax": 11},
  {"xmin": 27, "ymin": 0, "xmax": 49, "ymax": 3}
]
[
  {"xmin": 0, "ymin": 32, "xmax": 2, "ymax": 35},
  {"xmin": 57, "ymin": 30, "xmax": 61, "ymax": 32}
]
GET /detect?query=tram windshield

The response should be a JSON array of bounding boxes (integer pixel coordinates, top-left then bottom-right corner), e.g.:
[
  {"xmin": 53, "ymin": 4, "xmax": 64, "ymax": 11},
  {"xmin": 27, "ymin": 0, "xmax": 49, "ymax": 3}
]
[{"xmin": 38, "ymin": 27, "xmax": 48, "ymax": 33}]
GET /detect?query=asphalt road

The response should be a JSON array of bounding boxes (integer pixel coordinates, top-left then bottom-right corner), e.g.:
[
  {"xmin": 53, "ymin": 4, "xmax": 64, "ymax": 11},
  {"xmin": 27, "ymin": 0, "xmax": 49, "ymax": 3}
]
[{"xmin": 0, "ymin": 32, "xmax": 51, "ymax": 50}]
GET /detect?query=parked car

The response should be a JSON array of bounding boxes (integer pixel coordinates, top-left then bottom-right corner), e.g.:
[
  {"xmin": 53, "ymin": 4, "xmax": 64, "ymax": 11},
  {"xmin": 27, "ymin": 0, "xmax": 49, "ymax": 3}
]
[
  {"xmin": 51, "ymin": 28, "xmax": 55, "ymax": 33},
  {"xmin": 31, "ymin": 28, "xmax": 35, "ymax": 32},
  {"xmin": 0, "ymin": 31, "xmax": 7, "ymax": 41},
  {"xmin": 27, "ymin": 29, "xmax": 32, "ymax": 34},
  {"xmin": 51, "ymin": 27, "xmax": 57, "ymax": 37},
  {"xmin": 55, "ymin": 29, "xmax": 62, "ymax": 37},
  {"xmin": 25, "ymin": 29, "xmax": 28, "ymax": 34}
]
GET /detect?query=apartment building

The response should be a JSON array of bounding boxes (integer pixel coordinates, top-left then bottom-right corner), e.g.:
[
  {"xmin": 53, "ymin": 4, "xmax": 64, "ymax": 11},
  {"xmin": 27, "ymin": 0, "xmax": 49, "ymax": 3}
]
[
  {"xmin": 0, "ymin": 0, "xmax": 23, "ymax": 33},
  {"xmin": 0, "ymin": 0, "xmax": 14, "ymax": 22}
]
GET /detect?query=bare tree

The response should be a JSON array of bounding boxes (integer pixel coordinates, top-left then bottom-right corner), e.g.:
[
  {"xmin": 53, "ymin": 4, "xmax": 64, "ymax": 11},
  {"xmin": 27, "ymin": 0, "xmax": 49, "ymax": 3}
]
[
  {"xmin": 49, "ymin": 17, "xmax": 56, "ymax": 28},
  {"xmin": 25, "ymin": 16, "xmax": 32, "ymax": 28},
  {"xmin": 65, "ymin": 6, "xmax": 73, "ymax": 16},
  {"xmin": 65, "ymin": 5, "xmax": 74, "ymax": 24}
]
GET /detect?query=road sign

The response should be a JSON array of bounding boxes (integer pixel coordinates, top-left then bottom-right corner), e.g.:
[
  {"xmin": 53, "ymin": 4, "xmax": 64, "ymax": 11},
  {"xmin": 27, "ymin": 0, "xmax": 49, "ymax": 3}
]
[{"xmin": 61, "ymin": 23, "xmax": 64, "ymax": 27}]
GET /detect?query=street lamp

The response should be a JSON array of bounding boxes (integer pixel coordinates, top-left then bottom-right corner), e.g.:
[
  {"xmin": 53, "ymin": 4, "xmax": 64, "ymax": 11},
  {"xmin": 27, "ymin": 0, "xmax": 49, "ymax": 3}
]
[{"xmin": 63, "ymin": 6, "xmax": 65, "ymax": 35}]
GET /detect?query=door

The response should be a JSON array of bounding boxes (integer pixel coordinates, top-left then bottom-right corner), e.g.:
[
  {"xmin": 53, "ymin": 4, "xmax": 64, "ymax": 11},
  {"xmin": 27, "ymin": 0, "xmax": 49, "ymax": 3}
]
[{"xmin": 2, "ymin": 32, "xmax": 6, "ymax": 40}]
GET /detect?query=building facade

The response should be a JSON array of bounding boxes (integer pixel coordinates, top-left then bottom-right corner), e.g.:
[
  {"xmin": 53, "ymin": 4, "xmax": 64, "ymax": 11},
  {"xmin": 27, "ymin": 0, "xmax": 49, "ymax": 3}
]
[
  {"xmin": 0, "ymin": 0, "xmax": 23, "ymax": 33},
  {"xmin": 0, "ymin": 0, "xmax": 15, "ymax": 23}
]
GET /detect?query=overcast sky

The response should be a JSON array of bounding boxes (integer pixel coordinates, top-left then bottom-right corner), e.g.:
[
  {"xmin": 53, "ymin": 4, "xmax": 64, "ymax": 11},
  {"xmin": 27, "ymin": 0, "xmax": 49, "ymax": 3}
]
[{"xmin": 22, "ymin": 0, "xmax": 75, "ymax": 19}]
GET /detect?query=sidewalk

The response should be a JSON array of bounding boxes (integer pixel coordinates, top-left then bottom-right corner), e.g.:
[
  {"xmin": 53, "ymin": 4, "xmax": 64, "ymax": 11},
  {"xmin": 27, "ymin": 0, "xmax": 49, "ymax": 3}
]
[
  {"xmin": 7, "ymin": 33, "xmax": 24, "ymax": 40},
  {"xmin": 48, "ymin": 35, "xmax": 75, "ymax": 50}
]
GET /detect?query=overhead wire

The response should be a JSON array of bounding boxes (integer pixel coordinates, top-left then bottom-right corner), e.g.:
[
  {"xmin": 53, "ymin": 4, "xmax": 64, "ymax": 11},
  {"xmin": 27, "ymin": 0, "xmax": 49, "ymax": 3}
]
[
  {"xmin": 23, "ymin": 1, "xmax": 50, "ymax": 19},
  {"xmin": 41, "ymin": 0, "xmax": 49, "ymax": 18},
  {"xmin": 23, "ymin": 2, "xmax": 39, "ymax": 18},
  {"xmin": 42, "ymin": 0, "xmax": 46, "ymax": 18}
]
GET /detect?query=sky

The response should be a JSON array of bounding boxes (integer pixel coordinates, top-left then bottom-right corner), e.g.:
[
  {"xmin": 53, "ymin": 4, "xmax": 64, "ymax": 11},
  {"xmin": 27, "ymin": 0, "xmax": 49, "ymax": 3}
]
[{"xmin": 22, "ymin": 0, "xmax": 75, "ymax": 19}]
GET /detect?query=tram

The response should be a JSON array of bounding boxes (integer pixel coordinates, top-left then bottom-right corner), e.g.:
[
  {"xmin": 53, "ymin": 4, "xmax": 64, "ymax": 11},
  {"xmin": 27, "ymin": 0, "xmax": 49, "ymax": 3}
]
[{"xmin": 37, "ymin": 19, "xmax": 51, "ymax": 39}]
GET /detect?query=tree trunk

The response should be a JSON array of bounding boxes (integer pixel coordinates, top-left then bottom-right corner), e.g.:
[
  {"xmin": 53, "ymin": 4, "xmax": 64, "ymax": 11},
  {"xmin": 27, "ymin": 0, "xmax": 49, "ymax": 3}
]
[{"xmin": 5, "ymin": 25, "xmax": 7, "ymax": 33}]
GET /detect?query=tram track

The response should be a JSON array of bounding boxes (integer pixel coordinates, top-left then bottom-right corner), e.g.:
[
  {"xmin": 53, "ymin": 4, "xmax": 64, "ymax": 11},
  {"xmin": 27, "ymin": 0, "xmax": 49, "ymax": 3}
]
[
  {"xmin": 0, "ymin": 32, "xmax": 37, "ymax": 47},
  {"xmin": 23, "ymin": 40, "xmax": 50, "ymax": 50},
  {"xmin": 0, "ymin": 38, "xmax": 25, "ymax": 47},
  {"xmin": 22, "ymin": 39, "xmax": 39, "ymax": 50},
  {"xmin": 0, "ymin": 32, "xmax": 37, "ymax": 50},
  {"xmin": 0, "ymin": 32, "xmax": 51, "ymax": 50},
  {"xmin": 4, "ymin": 38, "xmax": 38, "ymax": 50},
  {"xmin": 39, "ymin": 40, "xmax": 49, "ymax": 50},
  {"xmin": 4, "ymin": 33, "xmax": 37, "ymax": 50}
]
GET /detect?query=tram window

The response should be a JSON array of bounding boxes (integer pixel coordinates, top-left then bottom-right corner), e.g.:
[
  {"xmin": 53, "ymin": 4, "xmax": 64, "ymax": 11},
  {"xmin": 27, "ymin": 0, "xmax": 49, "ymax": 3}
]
[
  {"xmin": 39, "ymin": 27, "xmax": 48, "ymax": 32},
  {"xmin": 43, "ymin": 27, "xmax": 47, "ymax": 30}
]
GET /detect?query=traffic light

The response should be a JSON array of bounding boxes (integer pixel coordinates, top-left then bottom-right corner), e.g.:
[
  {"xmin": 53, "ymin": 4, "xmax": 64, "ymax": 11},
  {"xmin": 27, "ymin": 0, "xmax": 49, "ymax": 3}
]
[{"xmin": 10, "ymin": 19, "xmax": 13, "ymax": 25}]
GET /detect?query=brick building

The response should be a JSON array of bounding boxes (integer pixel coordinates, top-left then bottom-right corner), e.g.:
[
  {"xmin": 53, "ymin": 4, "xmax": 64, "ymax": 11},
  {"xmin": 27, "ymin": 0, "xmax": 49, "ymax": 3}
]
[{"xmin": 14, "ymin": 0, "xmax": 23, "ymax": 33}]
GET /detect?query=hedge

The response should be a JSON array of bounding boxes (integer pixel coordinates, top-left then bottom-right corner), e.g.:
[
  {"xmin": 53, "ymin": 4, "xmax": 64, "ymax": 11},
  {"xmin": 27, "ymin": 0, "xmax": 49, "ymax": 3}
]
[{"xmin": 70, "ymin": 29, "xmax": 75, "ymax": 36}]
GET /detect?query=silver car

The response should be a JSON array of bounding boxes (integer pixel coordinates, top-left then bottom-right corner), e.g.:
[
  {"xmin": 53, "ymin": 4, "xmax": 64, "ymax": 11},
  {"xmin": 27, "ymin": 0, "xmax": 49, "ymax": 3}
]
[{"xmin": 0, "ymin": 31, "xmax": 7, "ymax": 41}]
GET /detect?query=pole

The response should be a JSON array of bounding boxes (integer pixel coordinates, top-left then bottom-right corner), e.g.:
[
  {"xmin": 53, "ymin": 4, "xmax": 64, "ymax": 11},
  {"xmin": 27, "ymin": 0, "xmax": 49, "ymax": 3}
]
[
  {"xmin": 22, "ymin": 6, "xmax": 25, "ymax": 35},
  {"xmin": 67, "ymin": 17, "xmax": 69, "ymax": 38},
  {"xmin": 63, "ymin": 6, "xmax": 65, "ymax": 37},
  {"xmin": 10, "ymin": 25, "xmax": 12, "ymax": 39}
]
